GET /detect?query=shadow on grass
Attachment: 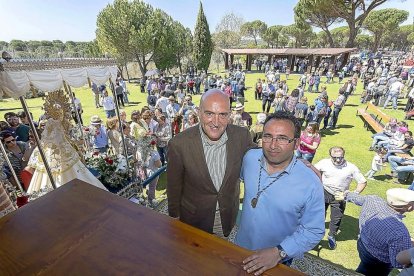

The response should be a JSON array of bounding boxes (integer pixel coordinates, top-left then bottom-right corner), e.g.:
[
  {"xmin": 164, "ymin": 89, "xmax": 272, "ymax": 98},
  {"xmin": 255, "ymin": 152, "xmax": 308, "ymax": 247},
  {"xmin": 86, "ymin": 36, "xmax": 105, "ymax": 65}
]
[
  {"xmin": 372, "ymin": 174, "xmax": 392, "ymax": 181},
  {"xmin": 126, "ymin": 101, "xmax": 141, "ymax": 106},
  {"xmin": 344, "ymin": 104, "xmax": 358, "ymax": 107},
  {"xmin": 320, "ymin": 129, "xmax": 339, "ymax": 137},
  {"xmin": 335, "ymin": 124, "xmax": 354, "ymax": 129},
  {"xmin": 318, "ymin": 214, "xmax": 359, "ymax": 252}
]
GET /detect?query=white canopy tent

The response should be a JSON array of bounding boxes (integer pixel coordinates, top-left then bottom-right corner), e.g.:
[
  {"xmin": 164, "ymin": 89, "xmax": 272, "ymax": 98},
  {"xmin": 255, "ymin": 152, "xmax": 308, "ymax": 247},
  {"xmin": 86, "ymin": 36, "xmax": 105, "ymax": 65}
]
[{"xmin": 0, "ymin": 59, "xmax": 118, "ymax": 98}]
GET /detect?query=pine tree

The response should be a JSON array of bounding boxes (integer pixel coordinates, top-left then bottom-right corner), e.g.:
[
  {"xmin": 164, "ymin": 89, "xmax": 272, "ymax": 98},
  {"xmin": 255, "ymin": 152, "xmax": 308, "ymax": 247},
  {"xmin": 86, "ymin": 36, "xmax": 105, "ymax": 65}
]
[{"xmin": 192, "ymin": 2, "xmax": 213, "ymax": 72}]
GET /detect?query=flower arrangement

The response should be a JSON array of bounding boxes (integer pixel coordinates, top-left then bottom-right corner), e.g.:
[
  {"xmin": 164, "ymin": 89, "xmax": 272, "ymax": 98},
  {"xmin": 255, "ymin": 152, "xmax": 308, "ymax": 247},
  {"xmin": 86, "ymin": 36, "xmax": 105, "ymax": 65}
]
[
  {"xmin": 86, "ymin": 153, "xmax": 130, "ymax": 192},
  {"xmin": 136, "ymin": 135, "xmax": 157, "ymax": 167}
]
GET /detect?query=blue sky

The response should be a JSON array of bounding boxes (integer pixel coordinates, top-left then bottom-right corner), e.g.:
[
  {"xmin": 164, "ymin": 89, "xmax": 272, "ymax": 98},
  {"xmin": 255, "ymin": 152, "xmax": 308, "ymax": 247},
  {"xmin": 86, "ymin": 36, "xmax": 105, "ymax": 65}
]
[{"xmin": 1, "ymin": 0, "xmax": 413, "ymax": 42}]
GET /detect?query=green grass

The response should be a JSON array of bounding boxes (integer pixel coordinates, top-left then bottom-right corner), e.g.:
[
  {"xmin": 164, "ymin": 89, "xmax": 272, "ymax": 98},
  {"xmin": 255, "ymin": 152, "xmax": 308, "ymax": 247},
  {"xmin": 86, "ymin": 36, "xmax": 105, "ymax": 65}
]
[{"xmin": 1, "ymin": 72, "xmax": 413, "ymax": 273}]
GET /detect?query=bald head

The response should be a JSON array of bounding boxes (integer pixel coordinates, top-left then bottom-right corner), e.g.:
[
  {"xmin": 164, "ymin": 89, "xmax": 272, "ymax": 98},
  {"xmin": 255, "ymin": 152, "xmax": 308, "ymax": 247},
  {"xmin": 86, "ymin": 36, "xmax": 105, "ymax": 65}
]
[{"xmin": 200, "ymin": 89, "xmax": 230, "ymax": 111}]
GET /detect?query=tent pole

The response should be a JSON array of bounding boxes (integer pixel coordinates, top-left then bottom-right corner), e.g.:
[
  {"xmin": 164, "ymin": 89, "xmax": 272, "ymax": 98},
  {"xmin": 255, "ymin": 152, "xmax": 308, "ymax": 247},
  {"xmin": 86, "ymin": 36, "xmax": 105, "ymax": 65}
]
[
  {"xmin": 63, "ymin": 81, "xmax": 89, "ymax": 151},
  {"xmin": 108, "ymin": 78, "xmax": 130, "ymax": 172},
  {"xmin": 0, "ymin": 142, "xmax": 25, "ymax": 193},
  {"xmin": 19, "ymin": 96, "xmax": 57, "ymax": 190}
]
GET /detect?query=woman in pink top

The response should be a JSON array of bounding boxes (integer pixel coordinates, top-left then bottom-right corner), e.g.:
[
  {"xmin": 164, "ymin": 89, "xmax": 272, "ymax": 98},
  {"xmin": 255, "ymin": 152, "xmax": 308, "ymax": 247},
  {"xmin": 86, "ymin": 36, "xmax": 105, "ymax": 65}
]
[{"xmin": 295, "ymin": 122, "xmax": 321, "ymax": 163}]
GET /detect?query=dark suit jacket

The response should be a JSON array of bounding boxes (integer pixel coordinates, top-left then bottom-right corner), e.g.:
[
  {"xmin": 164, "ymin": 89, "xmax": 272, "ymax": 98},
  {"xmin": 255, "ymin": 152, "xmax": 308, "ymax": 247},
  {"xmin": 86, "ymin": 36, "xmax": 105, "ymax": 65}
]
[{"xmin": 167, "ymin": 124, "xmax": 255, "ymax": 236}]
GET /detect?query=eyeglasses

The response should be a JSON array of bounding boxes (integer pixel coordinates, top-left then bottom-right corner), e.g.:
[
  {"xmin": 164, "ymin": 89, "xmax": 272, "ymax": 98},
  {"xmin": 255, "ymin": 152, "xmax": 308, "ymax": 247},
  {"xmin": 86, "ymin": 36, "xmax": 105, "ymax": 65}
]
[
  {"xmin": 5, "ymin": 138, "xmax": 16, "ymax": 144},
  {"xmin": 262, "ymin": 135, "xmax": 296, "ymax": 145}
]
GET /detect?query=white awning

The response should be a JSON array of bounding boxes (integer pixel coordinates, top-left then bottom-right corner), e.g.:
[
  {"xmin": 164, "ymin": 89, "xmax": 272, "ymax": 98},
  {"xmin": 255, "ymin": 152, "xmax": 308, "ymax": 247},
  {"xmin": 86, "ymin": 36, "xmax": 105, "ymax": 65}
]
[{"xmin": 0, "ymin": 66, "xmax": 118, "ymax": 99}]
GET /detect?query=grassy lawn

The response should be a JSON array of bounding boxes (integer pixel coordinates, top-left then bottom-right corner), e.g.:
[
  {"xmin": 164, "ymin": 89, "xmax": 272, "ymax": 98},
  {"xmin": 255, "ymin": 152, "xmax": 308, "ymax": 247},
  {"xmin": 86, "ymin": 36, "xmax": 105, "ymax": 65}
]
[{"xmin": 1, "ymin": 72, "xmax": 413, "ymax": 273}]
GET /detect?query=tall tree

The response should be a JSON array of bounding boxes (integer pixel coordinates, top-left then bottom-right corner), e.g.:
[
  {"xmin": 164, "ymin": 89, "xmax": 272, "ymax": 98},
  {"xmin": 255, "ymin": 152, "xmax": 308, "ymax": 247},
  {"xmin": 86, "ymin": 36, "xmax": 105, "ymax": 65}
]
[
  {"xmin": 315, "ymin": 0, "xmax": 391, "ymax": 47},
  {"xmin": 382, "ymin": 25, "xmax": 414, "ymax": 50},
  {"xmin": 240, "ymin": 20, "xmax": 267, "ymax": 46},
  {"xmin": 213, "ymin": 12, "xmax": 244, "ymax": 50},
  {"xmin": 262, "ymin": 25, "xmax": 285, "ymax": 48},
  {"xmin": 331, "ymin": 26, "xmax": 351, "ymax": 47},
  {"xmin": 215, "ymin": 12, "xmax": 244, "ymax": 33},
  {"xmin": 355, "ymin": 34, "xmax": 374, "ymax": 50},
  {"xmin": 294, "ymin": 0, "xmax": 342, "ymax": 47},
  {"xmin": 192, "ymin": 2, "xmax": 213, "ymax": 71},
  {"xmin": 9, "ymin": 40, "xmax": 27, "ymax": 52},
  {"xmin": 282, "ymin": 22, "xmax": 313, "ymax": 48},
  {"xmin": 364, "ymin": 8, "xmax": 409, "ymax": 52},
  {"xmin": 97, "ymin": 0, "xmax": 167, "ymax": 76}
]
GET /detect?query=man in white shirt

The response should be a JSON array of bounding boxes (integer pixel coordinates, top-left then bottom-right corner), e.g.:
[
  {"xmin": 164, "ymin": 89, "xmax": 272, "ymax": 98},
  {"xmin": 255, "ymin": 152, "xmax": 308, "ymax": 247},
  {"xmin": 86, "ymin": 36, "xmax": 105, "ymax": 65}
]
[
  {"xmin": 155, "ymin": 91, "xmax": 169, "ymax": 115},
  {"xmin": 383, "ymin": 78, "xmax": 405, "ymax": 110},
  {"xmin": 314, "ymin": 146, "xmax": 367, "ymax": 250},
  {"xmin": 101, "ymin": 89, "xmax": 116, "ymax": 118}
]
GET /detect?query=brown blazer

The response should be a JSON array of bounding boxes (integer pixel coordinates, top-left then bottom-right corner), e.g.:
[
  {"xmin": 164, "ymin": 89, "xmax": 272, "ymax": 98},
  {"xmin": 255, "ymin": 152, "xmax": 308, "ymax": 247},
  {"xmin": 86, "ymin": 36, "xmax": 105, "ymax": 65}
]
[{"xmin": 167, "ymin": 124, "xmax": 255, "ymax": 236}]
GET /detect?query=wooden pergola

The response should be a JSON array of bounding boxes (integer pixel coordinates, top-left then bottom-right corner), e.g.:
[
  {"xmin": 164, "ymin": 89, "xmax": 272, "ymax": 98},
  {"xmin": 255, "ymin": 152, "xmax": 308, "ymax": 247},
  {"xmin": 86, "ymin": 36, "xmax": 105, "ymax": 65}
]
[{"xmin": 222, "ymin": 48, "xmax": 358, "ymax": 72}]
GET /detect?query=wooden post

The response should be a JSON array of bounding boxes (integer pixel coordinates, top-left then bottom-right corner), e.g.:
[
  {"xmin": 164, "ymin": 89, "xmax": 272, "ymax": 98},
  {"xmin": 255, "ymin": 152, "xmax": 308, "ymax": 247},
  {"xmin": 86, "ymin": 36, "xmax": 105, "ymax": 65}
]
[
  {"xmin": 224, "ymin": 53, "xmax": 229, "ymax": 70},
  {"xmin": 290, "ymin": 55, "xmax": 296, "ymax": 72},
  {"xmin": 307, "ymin": 55, "xmax": 314, "ymax": 73}
]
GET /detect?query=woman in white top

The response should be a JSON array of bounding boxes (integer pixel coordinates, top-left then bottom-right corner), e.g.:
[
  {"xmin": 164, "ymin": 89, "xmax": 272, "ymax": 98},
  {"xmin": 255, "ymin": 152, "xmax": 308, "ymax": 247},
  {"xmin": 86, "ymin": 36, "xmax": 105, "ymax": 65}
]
[{"xmin": 101, "ymin": 89, "xmax": 116, "ymax": 118}]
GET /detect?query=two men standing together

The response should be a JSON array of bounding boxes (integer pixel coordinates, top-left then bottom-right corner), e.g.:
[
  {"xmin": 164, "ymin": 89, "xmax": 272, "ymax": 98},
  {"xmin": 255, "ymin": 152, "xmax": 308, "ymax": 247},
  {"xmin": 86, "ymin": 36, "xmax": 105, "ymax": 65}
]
[{"xmin": 167, "ymin": 89, "xmax": 325, "ymax": 274}]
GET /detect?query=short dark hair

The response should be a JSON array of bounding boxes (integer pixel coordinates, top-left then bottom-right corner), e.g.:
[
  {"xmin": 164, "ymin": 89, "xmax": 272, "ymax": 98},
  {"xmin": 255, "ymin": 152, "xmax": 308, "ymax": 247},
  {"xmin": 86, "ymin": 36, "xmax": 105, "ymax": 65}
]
[
  {"xmin": 4, "ymin": 112, "xmax": 17, "ymax": 120},
  {"xmin": 264, "ymin": 111, "xmax": 301, "ymax": 138},
  {"xmin": 0, "ymin": 131, "xmax": 14, "ymax": 142}
]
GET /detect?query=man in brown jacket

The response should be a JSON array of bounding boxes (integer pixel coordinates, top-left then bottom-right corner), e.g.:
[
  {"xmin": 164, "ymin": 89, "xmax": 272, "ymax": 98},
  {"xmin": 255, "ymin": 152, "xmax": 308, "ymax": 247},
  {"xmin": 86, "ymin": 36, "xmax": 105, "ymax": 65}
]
[{"xmin": 167, "ymin": 89, "xmax": 255, "ymax": 238}]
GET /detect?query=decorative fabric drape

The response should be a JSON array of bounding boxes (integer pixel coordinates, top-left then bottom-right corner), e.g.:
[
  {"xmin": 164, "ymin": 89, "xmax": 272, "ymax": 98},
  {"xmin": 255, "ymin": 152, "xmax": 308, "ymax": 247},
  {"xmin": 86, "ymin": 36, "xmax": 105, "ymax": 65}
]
[{"xmin": 0, "ymin": 66, "xmax": 118, "ymax": 98}]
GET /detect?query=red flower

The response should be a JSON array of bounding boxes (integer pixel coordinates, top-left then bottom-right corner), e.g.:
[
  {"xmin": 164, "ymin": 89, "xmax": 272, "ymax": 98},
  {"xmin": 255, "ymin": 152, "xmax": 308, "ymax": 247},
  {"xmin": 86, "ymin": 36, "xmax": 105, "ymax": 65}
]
[
  {"xmin": 150, "ymin": 140, "xmax": 156, "ymax": 146},
  {"xmin": 105, "ymin": 158, "xmax": 114, "ymax": 165},
  {"xmin": 93, "ymin": 151, "xmax": 99, "ymax": 156}
]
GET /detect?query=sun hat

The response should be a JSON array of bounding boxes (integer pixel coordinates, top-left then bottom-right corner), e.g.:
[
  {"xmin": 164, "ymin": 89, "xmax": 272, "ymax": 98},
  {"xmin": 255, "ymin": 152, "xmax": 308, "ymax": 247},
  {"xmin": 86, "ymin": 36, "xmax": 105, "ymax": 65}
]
[
  {"xmin": 234, "ymin": 102, "xmax": 244, "ymax": 111},
  {"xmin": 387, "ymin": 188, "xmax": 414, "ymax": 206},
  {"xmin": 90, "ymin": 115, "xmax": 102, "ymax": 125}
]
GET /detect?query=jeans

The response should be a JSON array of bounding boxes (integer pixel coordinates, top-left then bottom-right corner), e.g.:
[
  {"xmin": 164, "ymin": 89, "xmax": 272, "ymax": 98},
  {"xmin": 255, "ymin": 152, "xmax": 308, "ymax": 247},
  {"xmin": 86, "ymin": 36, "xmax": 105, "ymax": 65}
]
[
  {"xmin": 94, "ymin": 93, "xmax": 100, "ymax": 107},
  {"xmin": 388, "ymin": 155, "xmax": 414, "ymax": 179},
  {"xmin": 328, "ymin": 107, "xmax": 341, "ymax": 128},
  {"xmin": 116, "ymin": 94, "xmax": 125, "ymax": 107},
  {"xmin": 383, "ymin": 91, "xmax": 399, "ymax": 109},
  {"xmin": 105, "ymin": 109, "xmax": 116, "ymax": 118},
  {"xmin": 295, "ymin": 150, "xmax": 315, "ymax": 163},
  {"xmin": 314, "ymin": 83, "xmax": 320, "ymax": 92},
  {"xmin": 324, "ymin": 189, "xmax": 346, "ymax": 236},
  {"xmin": 157, "ymin": 146, "xmax": 168, "ymax": 166},
  {"xmin": 323, "ymin": 110, "xmax": 331, "ymax": 129},
  {"xmin": 123, "ymin": 92, "xmax": 129, "ymax": 104},
  {"xmin": 147, "ymin": 176, "xmax": 159, "ymax": 201},
  {"xmin": 262, "ymin": 98, "xmax": 272, "ymax": 113},
  {"xmin": 356, "ymin": 238, "xmax": 392, "ymax": 276},
  {"xmin": 383, "ymin": 149, "xmax": 405, "ymax": 160},
  {"xmin": 371, "ymin": 133, "xmax": 389, "ymax": 148}
]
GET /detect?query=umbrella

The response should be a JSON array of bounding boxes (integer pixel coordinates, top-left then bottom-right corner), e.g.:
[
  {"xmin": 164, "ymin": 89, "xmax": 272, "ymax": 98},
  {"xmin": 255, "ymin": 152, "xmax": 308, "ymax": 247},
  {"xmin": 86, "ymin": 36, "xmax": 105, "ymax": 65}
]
[{"xmin": 145, "ymin": 69, "xmax": 161, "ymax": 77}]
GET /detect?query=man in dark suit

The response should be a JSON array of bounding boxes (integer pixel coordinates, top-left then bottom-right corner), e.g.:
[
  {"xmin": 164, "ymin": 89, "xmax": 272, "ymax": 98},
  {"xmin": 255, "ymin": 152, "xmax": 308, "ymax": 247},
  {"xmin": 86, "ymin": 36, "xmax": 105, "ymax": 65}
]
[{"xmin": 167, "ymin": 89, "xmax": 255, "ymax": 238}]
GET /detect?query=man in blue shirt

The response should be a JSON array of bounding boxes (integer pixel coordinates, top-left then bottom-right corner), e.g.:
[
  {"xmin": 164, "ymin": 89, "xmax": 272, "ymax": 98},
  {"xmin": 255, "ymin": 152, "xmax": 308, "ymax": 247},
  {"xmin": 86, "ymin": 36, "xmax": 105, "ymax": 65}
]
[
  {"xmin": 343, "ymin": 188, "xmax": 414, "ymax": 276},
  {"xmin": 236, "ymin": 111, "xmax": 325, "ymax": 275}
]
